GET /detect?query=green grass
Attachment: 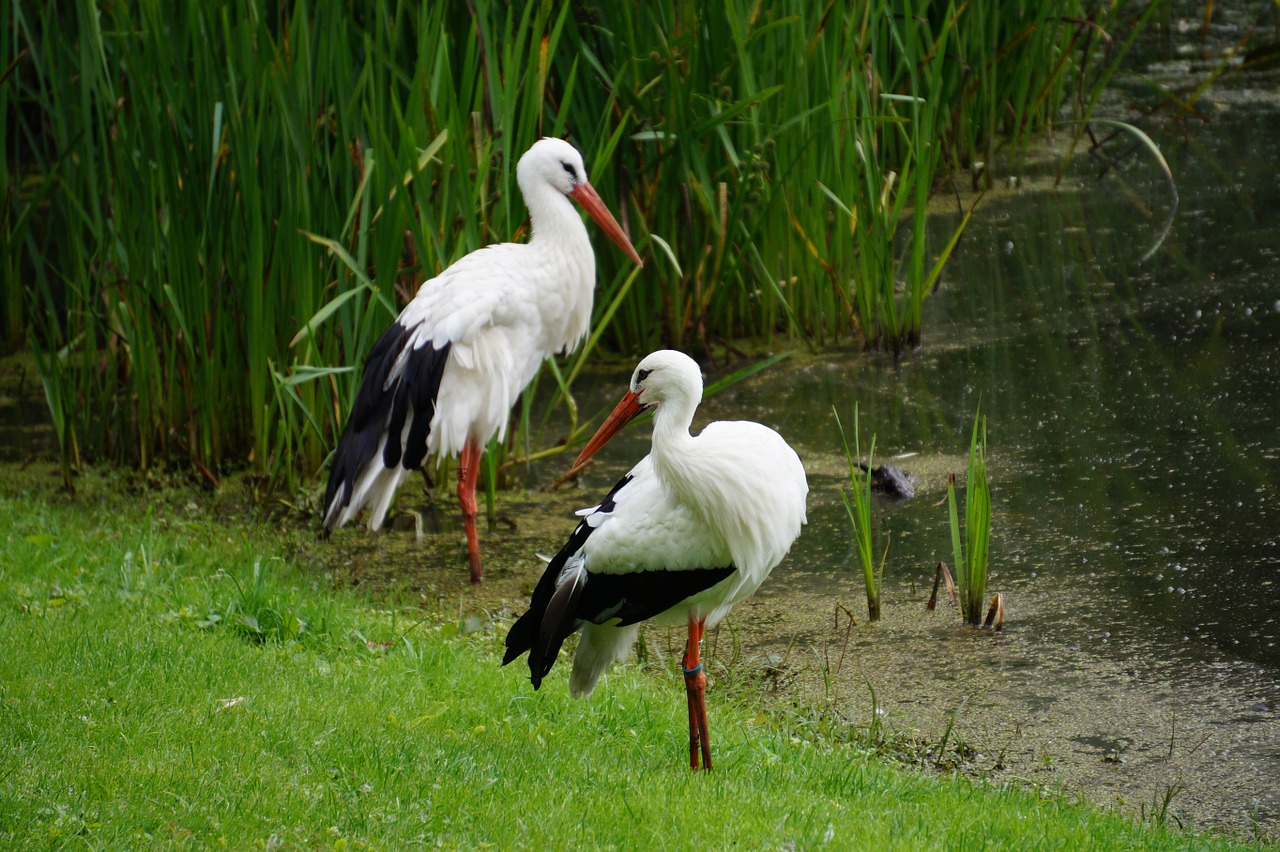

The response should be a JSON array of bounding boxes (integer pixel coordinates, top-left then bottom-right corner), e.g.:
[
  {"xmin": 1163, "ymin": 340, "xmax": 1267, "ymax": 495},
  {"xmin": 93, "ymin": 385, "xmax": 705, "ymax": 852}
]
[
  {"xmin": 4, "ymin": 1, "xmax": 1162, "ymax": 487},
  {"xmin": 0, "ymin": 471, "xmax": 1257, "ymax": 849}
]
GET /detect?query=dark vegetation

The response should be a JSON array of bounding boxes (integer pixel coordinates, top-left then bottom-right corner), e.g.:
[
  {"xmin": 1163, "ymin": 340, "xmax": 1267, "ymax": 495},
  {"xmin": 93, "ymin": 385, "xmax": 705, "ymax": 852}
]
[{"xmin": 3, "ymin": 1, "xmax": 1159, "ymax": 487}]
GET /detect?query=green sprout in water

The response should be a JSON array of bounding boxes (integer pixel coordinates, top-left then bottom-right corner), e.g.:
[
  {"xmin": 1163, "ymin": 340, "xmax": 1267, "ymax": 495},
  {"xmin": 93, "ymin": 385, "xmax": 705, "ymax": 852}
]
[
  {"xmin": 948, "ymin": 405, "xmax": 998, "ymax": 627},
  {"xmin": 836, "ymin": 404, "xmax": 884, "ymax": 622}
]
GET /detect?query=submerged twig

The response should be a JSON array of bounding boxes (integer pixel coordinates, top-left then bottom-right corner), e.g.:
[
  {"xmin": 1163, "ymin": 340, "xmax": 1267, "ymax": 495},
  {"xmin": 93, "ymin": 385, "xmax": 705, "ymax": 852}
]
[
  {"xmin": 926, "ymin": 561, "xmax": 958, "ymax": 612},
  {"xmin": 983, "ymin": 592, "xmax": 1005, "ymax": 632}
]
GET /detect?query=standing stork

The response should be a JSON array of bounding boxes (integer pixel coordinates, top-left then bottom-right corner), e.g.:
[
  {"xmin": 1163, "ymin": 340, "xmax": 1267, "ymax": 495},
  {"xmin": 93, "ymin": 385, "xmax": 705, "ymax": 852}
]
[
  {"xmin": 503, "ymin": 350, "xmax": 808, "ymax": 770},
  {"xmin": 322, "ymin": 138, "xmax": 642, "ymax": 583}
]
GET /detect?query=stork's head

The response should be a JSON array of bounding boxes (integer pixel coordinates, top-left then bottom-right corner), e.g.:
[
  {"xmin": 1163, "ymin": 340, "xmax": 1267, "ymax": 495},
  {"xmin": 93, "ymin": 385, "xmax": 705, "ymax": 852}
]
[
  {"xmin": 516, "ymin": 138, "xmax": 643, "ymax": 267},
  {"xmin": 569, "ymin": 350, "xmax": 703, "ymax": 474},
  {"xmin": 517, "ymin": 137, "xmax": 589, "ymax": 198},
  {"xmin": 628, "ymin": 349, "xmax": 703, "ymax": 412}
]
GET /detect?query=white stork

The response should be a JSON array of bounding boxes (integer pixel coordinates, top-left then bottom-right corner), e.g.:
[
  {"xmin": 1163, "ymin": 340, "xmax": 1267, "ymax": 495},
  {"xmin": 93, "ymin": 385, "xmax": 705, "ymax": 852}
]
[
  {"xmin": 503, "ymin": 349, "xmax": 808, "ymax": 769},
  {"xmin": 322, "ymin": 137, "xmax": 642, "ymax": 583}
]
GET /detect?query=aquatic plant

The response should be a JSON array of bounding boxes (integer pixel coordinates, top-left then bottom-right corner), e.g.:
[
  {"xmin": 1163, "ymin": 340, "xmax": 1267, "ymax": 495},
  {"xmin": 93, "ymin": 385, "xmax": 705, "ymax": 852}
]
[
  {"xmin": 807, "ymin": 1, "xmax": 978, "ymax": 356},
  {"xmin": 947, "ymin": 406, "xmax": 996, "ymax": 626},
  {"xmin": 836, "ymin": 405, "xmax": 883, "ymax": 622}
]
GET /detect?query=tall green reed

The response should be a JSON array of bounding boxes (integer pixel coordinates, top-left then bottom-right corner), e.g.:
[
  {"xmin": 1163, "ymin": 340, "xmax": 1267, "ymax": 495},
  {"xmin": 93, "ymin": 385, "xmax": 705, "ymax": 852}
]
[
  {"xmin": 947, "ymin": 407, "xmax": 991, "ymax": 625},
  {"xmin": 7, "ymin": 1, "xmax": 1156, "ymax": 488},
  {"xmin": 836, "ymin": 404, "xmax": 882, "ymax": 622},
  {"xmin": 0, "ymin": 39, "xmax": 28, "ymax": 357}
]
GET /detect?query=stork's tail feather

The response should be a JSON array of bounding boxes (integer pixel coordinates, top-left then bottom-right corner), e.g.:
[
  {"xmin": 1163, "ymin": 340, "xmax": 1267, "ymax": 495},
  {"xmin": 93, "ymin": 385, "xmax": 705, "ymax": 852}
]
[
  {"xmin": 503, "ymin": 551, "xmax": 587, "ymax": 690},
  {"xmin": 321, "ymin": 429, "xmax": 366, "ymax": 532},
  {"xmin": 569, "ymin": 623, "xmax": 640, "ymax": 698},
  {"xmin": 530, "ymin": 555, "xmax": 587, "ymax": 688},
  {"xmin": 320, "ymin": 324, "xmax": 451, "ymax": 533}
]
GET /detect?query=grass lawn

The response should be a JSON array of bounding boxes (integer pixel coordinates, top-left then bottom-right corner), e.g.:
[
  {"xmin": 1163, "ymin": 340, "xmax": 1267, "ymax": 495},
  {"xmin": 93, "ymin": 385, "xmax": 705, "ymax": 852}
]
[{"xmin": 0, "ymin": 469, "xmax": 1263, "ymax": 849}]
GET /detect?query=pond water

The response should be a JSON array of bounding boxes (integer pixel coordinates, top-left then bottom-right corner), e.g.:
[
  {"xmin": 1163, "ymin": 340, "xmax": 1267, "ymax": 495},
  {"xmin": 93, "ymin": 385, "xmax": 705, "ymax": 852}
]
[{"xmin": 686, "ymin": 82, "xmax": 1280, "ymax": 833}]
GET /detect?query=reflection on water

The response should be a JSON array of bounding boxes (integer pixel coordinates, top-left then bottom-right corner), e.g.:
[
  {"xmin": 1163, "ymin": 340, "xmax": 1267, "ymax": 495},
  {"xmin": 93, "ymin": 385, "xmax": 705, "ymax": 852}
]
[{"xmin": 692, "ymin": 103, "xmax": 1280, "ymax": 831}]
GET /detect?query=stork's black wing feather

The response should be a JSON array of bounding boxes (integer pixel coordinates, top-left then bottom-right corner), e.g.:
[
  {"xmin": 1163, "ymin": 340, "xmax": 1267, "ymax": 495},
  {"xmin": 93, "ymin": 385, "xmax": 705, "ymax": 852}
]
[
  {"xmin": 502, "ymin": 473, "xmax": 635, "ymax": 669},
  {"xmin": 576, "ymin": 565, "xmax": 735, "ymax": 628},
  {"xmin": 321, "ymin": 321, "xmax": 451, "ymax": 533},
  {"xmin": 503, "ymin": 470, "xmax": 735, "ymax": 688}
]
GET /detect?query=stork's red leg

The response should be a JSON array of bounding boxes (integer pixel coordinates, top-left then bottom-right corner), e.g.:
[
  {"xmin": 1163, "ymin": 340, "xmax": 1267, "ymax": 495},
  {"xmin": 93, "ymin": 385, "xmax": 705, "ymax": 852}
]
[
  {"xmin": 458, "ymin": 440, "xmax": 484, "ymax": 584},
  {"xmin": 693, "ymin": 620, "xmax": 712, "ymax": 770},
  {"xmin": 683, "ymin": 617, "xmax": 712, "ymax": 771}
]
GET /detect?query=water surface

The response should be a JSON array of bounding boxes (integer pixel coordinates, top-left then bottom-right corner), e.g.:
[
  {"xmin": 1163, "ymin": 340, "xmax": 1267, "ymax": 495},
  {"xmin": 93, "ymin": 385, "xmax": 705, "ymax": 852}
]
[{"xmin": 688, "ymin": 95, "xmax": 1280, "ymax": 833}]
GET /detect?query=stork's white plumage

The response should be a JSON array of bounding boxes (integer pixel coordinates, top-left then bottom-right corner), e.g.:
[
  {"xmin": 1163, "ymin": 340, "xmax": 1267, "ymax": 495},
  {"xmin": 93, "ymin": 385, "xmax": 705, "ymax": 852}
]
[
  {"xmin": 503, "ymin": 349, "xmax": 808, "ymax": 769},
  {"xmin": 322, "ymin": 138, "xmax": 642, "ymax": 583}
]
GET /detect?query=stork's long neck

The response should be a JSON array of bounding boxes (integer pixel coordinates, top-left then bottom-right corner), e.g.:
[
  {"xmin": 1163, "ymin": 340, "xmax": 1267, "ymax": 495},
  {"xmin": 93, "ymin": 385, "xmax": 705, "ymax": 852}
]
[
  {"xmin": 520, "ymin": 179, "xmax": 596, "ymax": 351},
  {"xmin": 649, "ymin": 389, "xmax": 768, "ymax": 572},
  {"xmin": 523, "ymin": 181, "xmax": 591, "ymax": 258},
  {"xmin": 649, "ymin": 393, "xmax": 709, "ymax": 516},
  {"xmin": 649, "ymin": 399, "xmax": 697, "ymax": 476}
]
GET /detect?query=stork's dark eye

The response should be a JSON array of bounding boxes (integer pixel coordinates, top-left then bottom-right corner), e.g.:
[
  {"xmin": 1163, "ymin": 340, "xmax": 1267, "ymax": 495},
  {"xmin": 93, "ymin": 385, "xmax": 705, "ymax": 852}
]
[
  {"xmin": 637, "ymin": 369, "xmax": 652, "ymax": 382},
  {"xmin": 560, "ymin": 162, "xmax": 577, "ymax": 181}
]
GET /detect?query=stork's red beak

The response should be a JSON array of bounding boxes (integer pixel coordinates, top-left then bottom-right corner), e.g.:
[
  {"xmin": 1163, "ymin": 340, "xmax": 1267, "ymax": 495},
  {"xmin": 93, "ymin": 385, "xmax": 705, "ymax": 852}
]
[
  {"xmin": 569, "ymin": 390, "xmax": 646, "ymax": 475},
  {"xmin": 570, "ymin": 182, "xmax": 643, "ymax": 267}
]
